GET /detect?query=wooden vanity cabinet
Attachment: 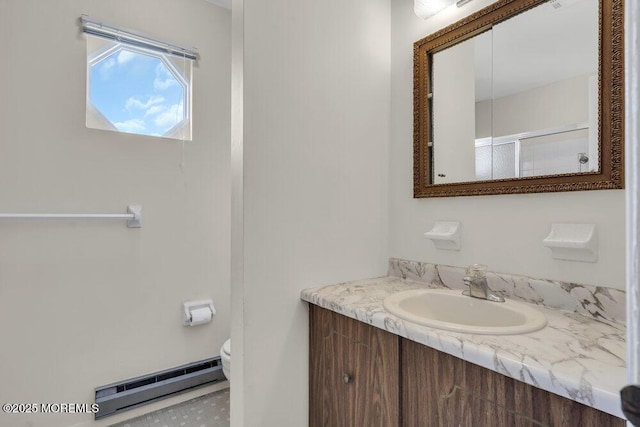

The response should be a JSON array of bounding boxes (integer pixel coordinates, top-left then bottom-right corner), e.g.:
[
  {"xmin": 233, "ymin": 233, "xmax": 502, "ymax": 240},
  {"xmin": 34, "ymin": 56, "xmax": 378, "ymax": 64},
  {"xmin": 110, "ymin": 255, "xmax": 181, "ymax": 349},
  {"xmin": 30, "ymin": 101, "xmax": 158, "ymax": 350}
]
[
  {"xmin": 309, "ymin": 305, "xmax": 400, "ymax": 427},
  {"xmin": 309, "ymin": 306, "xmax": 625, "ymax": 427},
  {"xmin": 401, "ymin": 338, "xmax": 624, "ymax": 427}
]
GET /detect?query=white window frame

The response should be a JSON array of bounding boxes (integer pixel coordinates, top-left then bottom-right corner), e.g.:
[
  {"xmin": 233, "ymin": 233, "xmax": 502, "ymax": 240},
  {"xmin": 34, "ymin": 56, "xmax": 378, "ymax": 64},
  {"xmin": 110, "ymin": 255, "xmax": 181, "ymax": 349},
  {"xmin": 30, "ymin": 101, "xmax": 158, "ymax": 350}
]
[{"xmin": 86, "ymin": 41, "xmax": 192, "ymax": 140}]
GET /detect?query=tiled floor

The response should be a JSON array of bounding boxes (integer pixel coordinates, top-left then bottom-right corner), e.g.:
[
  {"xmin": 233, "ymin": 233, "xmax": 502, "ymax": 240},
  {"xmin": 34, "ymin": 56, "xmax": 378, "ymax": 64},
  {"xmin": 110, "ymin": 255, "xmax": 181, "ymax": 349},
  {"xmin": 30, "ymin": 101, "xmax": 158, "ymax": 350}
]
[{"xmin": 110, "ymin": 389, "xmax": 230, "ymax": 427}]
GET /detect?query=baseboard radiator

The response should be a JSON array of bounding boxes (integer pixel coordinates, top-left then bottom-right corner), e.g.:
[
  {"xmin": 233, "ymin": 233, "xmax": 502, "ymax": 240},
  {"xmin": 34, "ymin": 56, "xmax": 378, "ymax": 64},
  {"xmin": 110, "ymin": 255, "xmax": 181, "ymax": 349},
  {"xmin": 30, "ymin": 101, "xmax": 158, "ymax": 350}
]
[{"xmin": 95, "ymin": 357, "xmax": 225, "ymax": 419}]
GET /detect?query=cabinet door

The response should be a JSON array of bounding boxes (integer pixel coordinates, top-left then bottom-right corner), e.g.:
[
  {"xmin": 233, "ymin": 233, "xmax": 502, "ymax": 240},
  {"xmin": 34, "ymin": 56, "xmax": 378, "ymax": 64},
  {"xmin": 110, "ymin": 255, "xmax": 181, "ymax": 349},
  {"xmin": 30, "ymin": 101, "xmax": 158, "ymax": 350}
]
[
  {"xmin": 401, "ymin": 338, "xmax": 625, "ymax": 427},
  {"xmin": 309, "ymin": 306, "xmax": 400, "ymax": 427}
]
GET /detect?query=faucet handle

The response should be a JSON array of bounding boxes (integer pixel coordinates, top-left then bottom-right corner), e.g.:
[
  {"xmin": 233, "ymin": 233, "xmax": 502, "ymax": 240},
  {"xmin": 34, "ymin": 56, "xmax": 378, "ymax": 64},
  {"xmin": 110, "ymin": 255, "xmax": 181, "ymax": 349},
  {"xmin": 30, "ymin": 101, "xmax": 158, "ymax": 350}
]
[{"xmin": 466, "ymin": 264, "xmax": 487, "ymax": 279}]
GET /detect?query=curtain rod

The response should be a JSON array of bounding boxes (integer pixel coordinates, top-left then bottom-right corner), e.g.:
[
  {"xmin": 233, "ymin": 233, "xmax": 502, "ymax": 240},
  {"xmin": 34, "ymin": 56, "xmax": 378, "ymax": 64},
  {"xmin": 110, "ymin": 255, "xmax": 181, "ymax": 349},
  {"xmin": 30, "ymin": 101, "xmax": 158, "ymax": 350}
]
[{"xmin": 80, "ymin": 15, "xmax": 199, "ymax": 61}]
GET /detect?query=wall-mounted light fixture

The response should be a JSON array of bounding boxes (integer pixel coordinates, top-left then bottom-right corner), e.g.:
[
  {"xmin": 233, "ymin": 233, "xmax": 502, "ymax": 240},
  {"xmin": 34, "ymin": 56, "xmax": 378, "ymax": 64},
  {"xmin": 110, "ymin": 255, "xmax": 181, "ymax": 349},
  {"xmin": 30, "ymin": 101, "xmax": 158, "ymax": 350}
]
[{"xmin": 414, "ymin": 0, "xmax": 473, "ymax": 19}]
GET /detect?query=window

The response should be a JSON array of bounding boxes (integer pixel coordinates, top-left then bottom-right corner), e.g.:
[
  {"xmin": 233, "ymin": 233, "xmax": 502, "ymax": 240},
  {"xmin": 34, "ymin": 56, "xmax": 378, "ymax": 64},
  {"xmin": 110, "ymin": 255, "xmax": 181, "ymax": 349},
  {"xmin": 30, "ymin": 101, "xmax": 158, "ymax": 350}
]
[{"xmin": 83, "ymin": 17, "xmax": 195, "ymax": 140}]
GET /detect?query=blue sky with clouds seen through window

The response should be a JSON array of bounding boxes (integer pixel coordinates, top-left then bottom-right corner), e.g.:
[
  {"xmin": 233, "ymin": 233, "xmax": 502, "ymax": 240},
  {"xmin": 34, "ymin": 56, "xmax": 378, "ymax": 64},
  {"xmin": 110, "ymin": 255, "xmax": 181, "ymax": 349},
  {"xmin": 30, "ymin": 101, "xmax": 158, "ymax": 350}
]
[{"xmin": 89, "ymin": 48, "xmax": 186, "ymax": 138}]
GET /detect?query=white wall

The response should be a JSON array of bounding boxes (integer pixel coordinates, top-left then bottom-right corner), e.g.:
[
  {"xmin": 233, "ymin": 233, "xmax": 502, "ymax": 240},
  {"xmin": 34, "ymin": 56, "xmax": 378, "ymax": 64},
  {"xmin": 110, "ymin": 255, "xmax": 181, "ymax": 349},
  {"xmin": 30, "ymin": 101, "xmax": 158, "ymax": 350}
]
[
  {"xmin": 236, "ymin": 0, "xmax": 390, "ymax": 424},
  {"xmin": 390, "ymin": 0, "xmax": 625, "ymax": 290},
  {"xmin": 230, "ymin": 0, "xmax": 244, "ymax": 425},
  {"xmin": 489, "ymin": 74, "xmax": 591, "ymax": 137},
  {"xmin": 0, "ymin": 2, "xmax": 231, "ymax": 427},
  {"xmin": 625, "ymin": 0, "xmax": 640, "ymax": 395}
]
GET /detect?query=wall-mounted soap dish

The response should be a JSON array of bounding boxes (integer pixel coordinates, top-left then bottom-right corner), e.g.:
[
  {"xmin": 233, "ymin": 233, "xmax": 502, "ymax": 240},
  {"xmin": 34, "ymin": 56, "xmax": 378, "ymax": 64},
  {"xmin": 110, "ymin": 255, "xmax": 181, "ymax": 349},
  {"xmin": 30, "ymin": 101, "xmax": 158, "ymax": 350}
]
[
  {"xmin": 543, "ymin": 223, "xmax": 597, "ymax": 263},
  {"xmin": 424, "ymin": 221, "xmax": 461, "ymax": 251}
]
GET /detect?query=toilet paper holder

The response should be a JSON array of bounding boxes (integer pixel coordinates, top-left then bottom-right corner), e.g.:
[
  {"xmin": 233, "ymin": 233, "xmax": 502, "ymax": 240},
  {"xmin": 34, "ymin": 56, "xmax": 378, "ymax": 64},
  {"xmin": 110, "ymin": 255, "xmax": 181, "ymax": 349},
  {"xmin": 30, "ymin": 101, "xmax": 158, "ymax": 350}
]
[{"xmin": 183, "ymin": 300, "xmax": 216, "ymax": 326}]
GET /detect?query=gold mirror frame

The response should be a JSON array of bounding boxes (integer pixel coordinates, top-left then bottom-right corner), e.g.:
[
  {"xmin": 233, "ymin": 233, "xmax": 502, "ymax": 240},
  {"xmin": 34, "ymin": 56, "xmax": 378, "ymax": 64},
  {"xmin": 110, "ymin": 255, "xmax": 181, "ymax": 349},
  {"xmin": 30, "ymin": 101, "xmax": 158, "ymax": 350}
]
[{"xmin": 413, "ymin": 0, "xmax": 624, "ymax": 198}]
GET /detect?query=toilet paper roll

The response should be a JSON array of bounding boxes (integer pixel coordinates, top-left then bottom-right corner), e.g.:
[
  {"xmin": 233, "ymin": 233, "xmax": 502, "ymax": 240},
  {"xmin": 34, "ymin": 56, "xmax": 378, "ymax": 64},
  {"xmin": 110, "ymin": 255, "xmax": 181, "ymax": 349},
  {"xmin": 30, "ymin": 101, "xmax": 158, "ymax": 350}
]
[{"xmin": 189, "ymin": 307, "xmax": 212, "ymax": 326}]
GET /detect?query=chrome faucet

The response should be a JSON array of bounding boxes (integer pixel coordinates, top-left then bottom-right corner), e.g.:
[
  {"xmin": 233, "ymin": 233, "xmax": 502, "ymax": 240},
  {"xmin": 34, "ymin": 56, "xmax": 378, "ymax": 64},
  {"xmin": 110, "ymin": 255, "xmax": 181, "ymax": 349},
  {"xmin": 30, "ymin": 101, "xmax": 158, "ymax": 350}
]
[{"xmin": 463, "ymin": 264, "xmax": 505, "ymax": 302}]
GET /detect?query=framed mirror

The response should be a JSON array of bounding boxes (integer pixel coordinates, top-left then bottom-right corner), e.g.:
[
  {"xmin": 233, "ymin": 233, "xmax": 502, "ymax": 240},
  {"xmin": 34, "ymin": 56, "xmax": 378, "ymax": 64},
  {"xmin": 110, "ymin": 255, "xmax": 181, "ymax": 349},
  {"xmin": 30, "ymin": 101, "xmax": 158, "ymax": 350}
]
[{"xmin": 413, "ymin": 0, "xmax": 624, "ymax": 198}]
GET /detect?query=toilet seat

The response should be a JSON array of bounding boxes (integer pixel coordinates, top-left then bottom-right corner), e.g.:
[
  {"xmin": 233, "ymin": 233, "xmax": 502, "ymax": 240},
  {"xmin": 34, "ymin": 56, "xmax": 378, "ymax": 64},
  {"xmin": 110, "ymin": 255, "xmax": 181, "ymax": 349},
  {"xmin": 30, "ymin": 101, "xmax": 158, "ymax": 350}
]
[{"xmin": 220, "ymin": 339, "xmax": 231, "ymax": 382}]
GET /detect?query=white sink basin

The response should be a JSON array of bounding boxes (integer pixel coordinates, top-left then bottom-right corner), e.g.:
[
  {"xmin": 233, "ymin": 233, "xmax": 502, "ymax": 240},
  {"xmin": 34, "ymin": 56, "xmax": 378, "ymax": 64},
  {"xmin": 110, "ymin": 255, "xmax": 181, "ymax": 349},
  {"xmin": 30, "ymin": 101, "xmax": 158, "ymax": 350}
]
[{"xmin": 383, "ymin": 288, "xmax": 547, "ymax": 335}]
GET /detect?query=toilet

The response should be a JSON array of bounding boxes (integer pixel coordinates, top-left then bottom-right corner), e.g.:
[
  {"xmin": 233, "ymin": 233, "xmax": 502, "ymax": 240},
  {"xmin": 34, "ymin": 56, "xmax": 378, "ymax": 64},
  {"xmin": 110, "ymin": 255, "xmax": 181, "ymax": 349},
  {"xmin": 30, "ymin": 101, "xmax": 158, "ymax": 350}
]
[{"xmin": 220, "ymin": 339, "xmax": 231, "ymax": 381}]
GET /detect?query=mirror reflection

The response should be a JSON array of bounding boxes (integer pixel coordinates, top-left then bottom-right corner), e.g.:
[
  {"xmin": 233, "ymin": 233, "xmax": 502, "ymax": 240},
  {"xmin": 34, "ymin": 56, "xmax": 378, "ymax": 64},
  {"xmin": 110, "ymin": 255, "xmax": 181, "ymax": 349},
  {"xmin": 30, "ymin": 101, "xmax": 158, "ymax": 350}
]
[{"xmin": 431, "ymin": 0, "xmax": 598, "ymax": 184}]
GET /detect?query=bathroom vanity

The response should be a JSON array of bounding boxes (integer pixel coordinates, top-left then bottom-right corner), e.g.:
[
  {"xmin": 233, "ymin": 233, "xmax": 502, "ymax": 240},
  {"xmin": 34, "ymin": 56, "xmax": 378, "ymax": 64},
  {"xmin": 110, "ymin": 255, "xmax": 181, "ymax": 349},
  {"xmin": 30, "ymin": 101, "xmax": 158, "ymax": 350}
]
[
  {"xmin": 302, "ymin": 261, "xmax": 626, "ymax": 426},
  {"xmin": 308, "ymin": 305, "xmax": 622, "ymax": 426},
  {"xmin": 309, "ymin": 305, "xmax": 400, "ymax": 426}
]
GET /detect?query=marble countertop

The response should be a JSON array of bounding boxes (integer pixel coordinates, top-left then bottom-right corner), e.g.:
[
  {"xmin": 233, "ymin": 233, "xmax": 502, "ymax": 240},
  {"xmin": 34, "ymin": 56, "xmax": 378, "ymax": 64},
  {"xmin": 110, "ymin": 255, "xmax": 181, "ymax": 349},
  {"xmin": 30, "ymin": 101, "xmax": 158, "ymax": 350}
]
[{"xmin": 300, "ymin": 276, "xmax": 626, "ymax": 419}]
